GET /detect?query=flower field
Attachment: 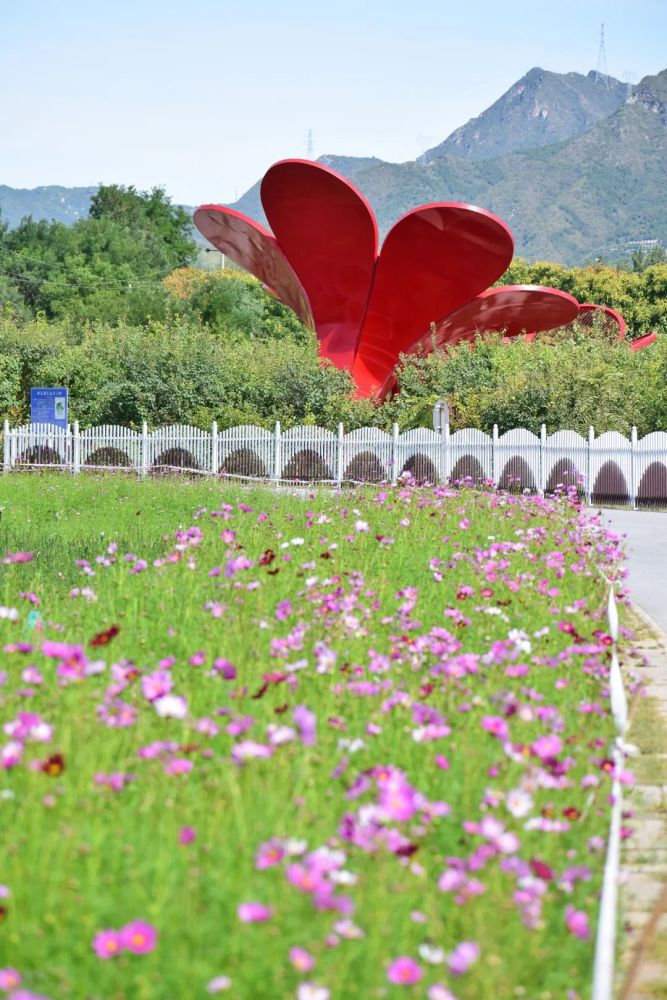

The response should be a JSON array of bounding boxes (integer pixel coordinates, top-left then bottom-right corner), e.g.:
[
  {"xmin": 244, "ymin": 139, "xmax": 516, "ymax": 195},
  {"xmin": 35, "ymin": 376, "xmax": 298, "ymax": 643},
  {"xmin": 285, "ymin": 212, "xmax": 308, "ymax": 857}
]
[{"xmin": 0, "ymin": 475, "xmax": 633, "ymax": 999}]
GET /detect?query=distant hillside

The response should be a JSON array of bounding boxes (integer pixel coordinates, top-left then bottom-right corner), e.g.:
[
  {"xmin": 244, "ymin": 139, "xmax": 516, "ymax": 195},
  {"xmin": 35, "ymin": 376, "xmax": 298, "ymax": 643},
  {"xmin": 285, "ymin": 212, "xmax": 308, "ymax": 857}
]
[
  {"xmin": 230, "ymin": 69, "xmax": 666, "ymax": 265},
  {"xmin": 0, "ymin": 185, "xmax": 96, "ymax": 228},
  {"xmin": 420, "ymin": 68, "xmax": 628, "ymax": 162}
]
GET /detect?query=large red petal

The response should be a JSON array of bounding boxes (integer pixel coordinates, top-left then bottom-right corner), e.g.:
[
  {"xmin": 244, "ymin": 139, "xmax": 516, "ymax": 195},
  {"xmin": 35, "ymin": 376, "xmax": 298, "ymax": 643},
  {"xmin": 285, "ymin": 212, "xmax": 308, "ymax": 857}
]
[
  {"xmin": 192, "ymin": 205, "xmax": 314, "ymax": 328},
  {"xmin": 630, "ymin": 332, "xmax": 657, "ymax": 351},
  {"xmin": 351, "ymin": 204, "xmax": 514, "ymax": 396},
  {"xmin": 577, "ymin": 303, "xmax": 627, "ymax": 340},
  {"xmin": 381, "ymin": 286, "xmax": 580, "ymax": 398},
  {"xmin": 261, "ymin": 159, "xmax": 378, "ymax": 369}
]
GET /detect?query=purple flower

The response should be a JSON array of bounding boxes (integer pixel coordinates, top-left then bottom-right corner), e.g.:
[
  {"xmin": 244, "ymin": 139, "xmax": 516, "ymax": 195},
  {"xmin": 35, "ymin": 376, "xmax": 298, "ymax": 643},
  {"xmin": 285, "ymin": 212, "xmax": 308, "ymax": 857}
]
[
  {"xmin": 92, "ymin": 929, "xmax": 123, "ymax": 960},
  {"xmin": 293, "ymin": 705, "xmax": 317, "ymax": 746},
  {"xmin": 448, "ymin": 941, "xmax": 480, "ymax": 976},
  {"xmin": 119, "ymin": 920, "xmax": 157, "ymax": 954}
]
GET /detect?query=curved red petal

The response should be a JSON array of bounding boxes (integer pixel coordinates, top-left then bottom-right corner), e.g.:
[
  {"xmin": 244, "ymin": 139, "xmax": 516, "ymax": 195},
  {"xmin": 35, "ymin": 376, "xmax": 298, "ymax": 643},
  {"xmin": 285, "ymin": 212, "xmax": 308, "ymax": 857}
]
[
  {"xmin": 381, "ymin": 285, "xmax": 580, "ymax": 398},
  {"xmin": 192, "ymin": 205, "xmax": 314, "ymax": 328},
  {"xmin": 577, "ymin": 303, "xmax": 627, "ymax": 340},
  {"xmin": 630, "ymin": 332, "xmax": 657, "ymax": 351},
  {"xmin": 351, "ymin": 203, "xmax": 514, "ymax": 396},
  {"xmin": 261, "ymin": 159, "xmax": 378, "ymax": 369}
]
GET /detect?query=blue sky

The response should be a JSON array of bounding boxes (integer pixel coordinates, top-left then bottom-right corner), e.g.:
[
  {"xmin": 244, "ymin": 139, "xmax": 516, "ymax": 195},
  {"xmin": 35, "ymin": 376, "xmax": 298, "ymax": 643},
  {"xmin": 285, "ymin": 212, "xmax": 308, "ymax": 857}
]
[{"xmin": 1, "ymin": 0, "xmax": 665, "ymax": 205}]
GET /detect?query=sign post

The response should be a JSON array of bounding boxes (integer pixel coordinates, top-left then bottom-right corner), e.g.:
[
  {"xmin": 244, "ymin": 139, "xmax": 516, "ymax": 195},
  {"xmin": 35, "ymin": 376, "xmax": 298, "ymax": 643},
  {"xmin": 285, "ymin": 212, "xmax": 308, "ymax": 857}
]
[{"xmin": 30, "ymin": 388, "xmax": 68, "ymax": 429}]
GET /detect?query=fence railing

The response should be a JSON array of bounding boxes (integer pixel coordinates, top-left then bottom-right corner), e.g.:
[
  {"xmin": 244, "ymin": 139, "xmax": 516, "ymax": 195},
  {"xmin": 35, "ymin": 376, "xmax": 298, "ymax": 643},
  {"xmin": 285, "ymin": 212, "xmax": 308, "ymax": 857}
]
[{"xmin": 3, "ymin": 420, "xmax": 667, "ymax": 507}]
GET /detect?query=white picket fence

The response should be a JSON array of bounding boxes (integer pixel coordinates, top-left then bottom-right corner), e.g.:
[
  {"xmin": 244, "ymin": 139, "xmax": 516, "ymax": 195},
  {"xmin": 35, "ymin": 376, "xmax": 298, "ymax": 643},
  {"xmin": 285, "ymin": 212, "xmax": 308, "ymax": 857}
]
[{"xmin": 3, "ymin": 420, "xmax": 667, "ymax": 507}]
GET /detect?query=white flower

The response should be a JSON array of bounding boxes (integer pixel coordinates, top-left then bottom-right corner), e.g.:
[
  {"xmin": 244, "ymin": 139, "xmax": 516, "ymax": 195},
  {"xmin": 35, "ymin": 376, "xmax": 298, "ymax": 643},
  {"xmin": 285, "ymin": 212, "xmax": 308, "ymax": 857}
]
[
  {"xmin": 297, "ymin": 985, "xmax": 330, "ymax": 1000},
  {"xmin": 285, "ymin": 838, "xmax": 308, "ymax": 856},
  {"xmin": 207, "ymin": 975, "xmax": 232, "ymax": 993},
  {"xmin": 419, "ymin": 944, "xmax": 446, "ymax": 965},
  {"xmin": 330, "ymin": 869, "xmax": 358, "ymax": 885},
  {"xmin": 154, "ymin": 694, "xmax": 187, "ymax": 719},
  {"xmin": 354, "ymin": 520, "xmax": 369, "ymax": 533},
  {"xmin": 506, "ymin": 789, "xmax": 533, "ymax": 818},
  {"xmin": 0, "ymin": 607, "xmax": 18, "ymax": 621},
  {"xmin": 291, "ymin": 537, "xmax": 305, "ymax": 546}
]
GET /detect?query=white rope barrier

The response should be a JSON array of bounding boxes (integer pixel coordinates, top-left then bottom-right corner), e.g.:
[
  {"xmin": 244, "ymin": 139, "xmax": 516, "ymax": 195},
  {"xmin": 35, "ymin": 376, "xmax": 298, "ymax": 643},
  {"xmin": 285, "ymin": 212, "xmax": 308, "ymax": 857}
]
[{"xmin": 592, "ymin": 578, "xmax": 636, "ymax": 999}]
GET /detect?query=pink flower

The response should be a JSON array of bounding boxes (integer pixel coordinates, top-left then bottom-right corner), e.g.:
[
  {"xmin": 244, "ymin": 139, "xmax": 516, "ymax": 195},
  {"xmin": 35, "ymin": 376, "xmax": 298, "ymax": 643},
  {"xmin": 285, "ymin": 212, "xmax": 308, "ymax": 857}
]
[
  {"xmin": 289, "ymin": 947, "xmax": 315, "ymax": 972},
  {"xmin": 275, "ymin": 599, "xmax": 292, "ymax": 621},
  {"xmin": 255, "ymin": 838, "xmax": 285, "ymax": 870},
  {"xmin": 565, "ymin": 906, "xmax": 590, "ymax": 940},
  {"xmin": 237, "ymin": 902, "xmax": 273, "ymax": 923},
  {"xmin": 179, "ymin": 826, "xmax": 197, "ymax": 845},
  {"xmin": 293, "ymin": 705, "xmax": 317, "ymax": 746},
  {"xmin": 448, "ymin": 941, "xmax": 480, "ymax": 975},
  {"xmin": 164, "ymin": 758, "xmax": 193, "ymax": 775},
  {"xmin": 92, "ymin": 929, "xmax": 123, "ymax": 960},
  {"xmin": 530, "ymin": 734, "xmax": 562, "ymax": 760},
  {"xmin": 0, "ymin": 969, "xmax": 21, "ymax": 989},
  {"xmin": 386, "ymin": 957, "xmax": 423, "ymax": 985},
  {"xmin": 141, "ymin": 670, "xmax": 172, "ymax": 702},
  {"xmin": 119, "ymin": 919, "xmax": 157, "ymax": 954},
  {"xmin": 481, "ymin": 715, "xmax": 509, "ymax": 740},
  {"xmin": 213, "ymin": 658, "xmax": 237, "ymax": 680}
]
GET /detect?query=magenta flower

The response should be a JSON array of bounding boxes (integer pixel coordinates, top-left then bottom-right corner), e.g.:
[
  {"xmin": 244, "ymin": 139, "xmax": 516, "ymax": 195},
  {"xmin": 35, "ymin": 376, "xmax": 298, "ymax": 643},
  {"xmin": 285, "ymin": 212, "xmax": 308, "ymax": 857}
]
[
  {"xmin": 289, "ymin": 946, "xmax": 316, "ymax": 972},
  {"xmin": 179, "ymin": 826, "xmax": 197, "ymax": 845},
  {"xmin": 255, "ymin": 838, "xmax": 286, "ymax": 870},
  {"xmin": 237, "ymin": 901, "xmax": 273, "ymax": 923},
  {"xmin": 448, "ymin": 941, "xmax": 480, "ymax": 976},
  {"xmin": 386, "ymin": 956, "xmax": 423, "ymax": 985},
  {"xmin": 0, "ymin": 969, "xmax": 21, "ymax": 989},
  {"xmin": 565, "ymin": 906, "xmax": 590, "ymax": 940},
  {"xmin": 92, "ymin": 929, "xmax": 123, "ymax": 960},
  {"xmin": 119, "ymin": 920, "xmax": 158, "ymax": 954},
  {"xmin": 531, "ymin": 734, "xmax": 563, "ymax": 760}
]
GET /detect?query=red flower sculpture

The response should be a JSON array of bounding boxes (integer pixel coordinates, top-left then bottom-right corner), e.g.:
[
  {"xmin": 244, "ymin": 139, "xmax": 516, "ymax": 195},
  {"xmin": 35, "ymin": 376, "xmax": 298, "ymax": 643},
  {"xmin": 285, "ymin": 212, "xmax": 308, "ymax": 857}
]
[{"xmin": 194, "ymin": 160, "xmax": 647, "ymax": 398}]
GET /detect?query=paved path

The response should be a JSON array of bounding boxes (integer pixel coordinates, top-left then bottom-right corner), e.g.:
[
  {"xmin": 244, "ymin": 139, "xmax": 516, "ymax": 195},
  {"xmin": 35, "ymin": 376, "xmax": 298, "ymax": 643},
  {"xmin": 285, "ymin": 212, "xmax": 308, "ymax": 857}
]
[{"xmin": 596, "ymin": 508, "xmax": 667, "ymax": 633}]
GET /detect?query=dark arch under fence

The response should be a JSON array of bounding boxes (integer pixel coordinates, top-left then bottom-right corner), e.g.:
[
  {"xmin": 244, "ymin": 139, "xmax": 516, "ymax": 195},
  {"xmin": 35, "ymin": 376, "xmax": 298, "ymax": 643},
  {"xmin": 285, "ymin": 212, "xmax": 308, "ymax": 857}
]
[
  {"xmin": 545, "ymin": 458, "xmax": 583, "ymax": 496},
  {"xmin": 151, "ymin": 448, "xmax": 202, "ymax": 477},
  {"xmin": 282, "ymin": 449, "xmax": 332, "ymax": 482},
  {"xmin": 16, "ymin": 445, "xmax": 64, "ymax": 468},
  {"xmin": 344, "ymin": 451, "xmax": 386, "ymax": 483},
  {"xmin": 401, "ymin": 453, "xmax": 439, "ymax": 484},
  {"xmin": 592, "ymin": 461, "xmax": 630, "ymax": 506},
  {"xmin": 450, "ymin": 455, "xmax": 486, "ymax": 485},
  {"xmin": 220, "ymin": 449, "xmax": 269, "ymax": 479},
  {"xmin": 84, "ymin": 447, "xmax": 133, "ymax": 470},
  {"xmin": 636, "ymin": 462, "xmax": 667, "ymax": 509},
  {"xmin": 499, "ymin": 456, "xmax": 537, "ymax": 494}
]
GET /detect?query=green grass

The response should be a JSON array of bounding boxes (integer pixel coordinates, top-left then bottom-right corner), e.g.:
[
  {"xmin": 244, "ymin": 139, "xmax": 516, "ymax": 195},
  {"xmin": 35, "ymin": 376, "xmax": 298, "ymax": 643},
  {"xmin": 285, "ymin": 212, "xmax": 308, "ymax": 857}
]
[{"xmin": 0, "ymin": 474, "xmax": 625, "ymax": 999}]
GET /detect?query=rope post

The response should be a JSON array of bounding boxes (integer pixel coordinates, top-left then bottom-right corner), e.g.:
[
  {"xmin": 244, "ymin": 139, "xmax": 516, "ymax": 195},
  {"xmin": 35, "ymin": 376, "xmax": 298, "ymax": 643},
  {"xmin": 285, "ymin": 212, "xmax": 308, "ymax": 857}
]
[
  {"xmin": 2, "ymin": 420, "xmax": 9, "ymax": 474},
  {"xmin": 492, "ymin": 424, "xmax": 499, "ymax": 485},
  {"xmin": 444, "ymin": 422, "xmax": 451, "ymax": 484}
]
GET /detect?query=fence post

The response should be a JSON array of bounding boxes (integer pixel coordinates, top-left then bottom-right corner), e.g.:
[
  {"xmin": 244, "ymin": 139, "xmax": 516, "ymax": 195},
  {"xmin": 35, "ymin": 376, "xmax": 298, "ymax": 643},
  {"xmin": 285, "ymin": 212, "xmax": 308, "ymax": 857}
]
[
  {"xmin": 273, "ymin": 422, "xmax": 281, "ymax": 481},
  {"xmin": 630, "ymin": 426, "xmax": 637, "ymax": 510},
  {"xmin": 586, "ymin": 426, "xmax": 594, "ymax": 506},
  {"xmin": 444, "ymin": 422, "xmax": 451, "ymax": 483},
  {"xmin": 211, "ymin": 421, "xmax": 218, "ymax": 478},
  {"xmin": 336, "ymin": 423, "xmax": 344, "ymax": 487},
  {"xmin": 539, "ymin": 424, "xmax": 546, "ymax": 495},
  {"xmin": 140, "ymin": 421, "xmax": 149, "ymax": 477},
  {"xmin": 73, "ymin": 421, "xmax": 80, "ymax": 475},
  {"xmin": 2, "ymin": 420, "xmax": 9, "ymax": 474},
  {"xmin": 492, "ymin": 424, "xmax": 499, "ymax": 485},
  {"xmin": 391, "ymin": 423, "xmax": 399, "ymax": 483}
]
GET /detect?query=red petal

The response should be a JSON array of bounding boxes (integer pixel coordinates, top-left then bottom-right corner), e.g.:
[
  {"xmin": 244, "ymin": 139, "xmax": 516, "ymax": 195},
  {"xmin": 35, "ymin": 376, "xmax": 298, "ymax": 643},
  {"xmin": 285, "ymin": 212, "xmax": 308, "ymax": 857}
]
[
  {"xmin": 352, "ymin": 203, "xmax": 514, "ymax": 396},
  {"xmin": 261, "ymin": 159, "xmax": 378, "ymax": 369},
  {"xmin": 192, "ymin": 205, "xmax": 314, "ymax": 328}
]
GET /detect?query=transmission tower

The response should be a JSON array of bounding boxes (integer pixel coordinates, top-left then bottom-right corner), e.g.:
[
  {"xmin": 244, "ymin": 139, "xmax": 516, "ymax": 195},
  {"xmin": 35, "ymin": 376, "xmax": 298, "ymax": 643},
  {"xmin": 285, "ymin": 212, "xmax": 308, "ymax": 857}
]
[
  {"xmin": 306, "ymin": 129, "xmax": 314, "ymax": 159},
  {"xmin": 595, "ymin": 23, "xmax": 609, "ymax": 89}
]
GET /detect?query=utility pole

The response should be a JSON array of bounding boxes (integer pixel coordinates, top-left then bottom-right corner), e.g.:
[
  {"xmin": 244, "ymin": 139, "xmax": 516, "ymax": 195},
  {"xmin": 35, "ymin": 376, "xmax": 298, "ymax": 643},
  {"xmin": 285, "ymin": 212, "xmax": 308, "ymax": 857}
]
[{"xmin": 595, "ymin": 23, "xmax": 609, "ymax": 89}]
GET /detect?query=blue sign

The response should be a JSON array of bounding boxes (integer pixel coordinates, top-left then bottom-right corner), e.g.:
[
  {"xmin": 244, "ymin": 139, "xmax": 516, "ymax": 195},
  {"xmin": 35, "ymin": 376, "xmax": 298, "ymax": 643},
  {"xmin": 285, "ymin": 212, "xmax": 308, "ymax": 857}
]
[{"xmin": 30, "ymin": 387, "xmax": 68, "ymax": 429}]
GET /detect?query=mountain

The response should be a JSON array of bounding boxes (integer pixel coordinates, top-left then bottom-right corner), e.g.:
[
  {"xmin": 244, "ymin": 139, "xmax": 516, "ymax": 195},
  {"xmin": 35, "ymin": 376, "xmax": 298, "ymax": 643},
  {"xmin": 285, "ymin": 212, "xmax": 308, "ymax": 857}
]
[
  {"xmin": 230, "ymin": 69, "xmax": 666, "ymax": 265},
  {"xmin": 420, "ymin": 68, "xmax": 628, "ymax": 163},
  {"xmin": 0, "ymin": 185, "xmax": 96, "ymax": 228}
]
